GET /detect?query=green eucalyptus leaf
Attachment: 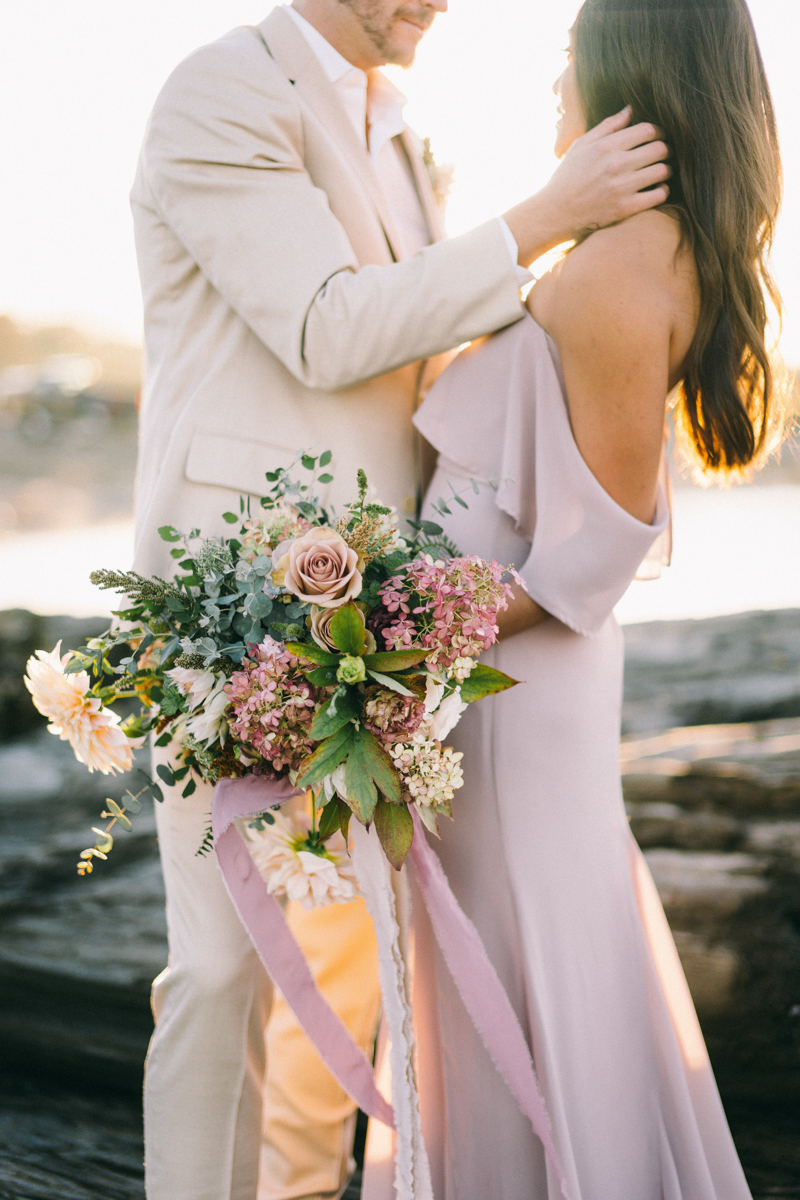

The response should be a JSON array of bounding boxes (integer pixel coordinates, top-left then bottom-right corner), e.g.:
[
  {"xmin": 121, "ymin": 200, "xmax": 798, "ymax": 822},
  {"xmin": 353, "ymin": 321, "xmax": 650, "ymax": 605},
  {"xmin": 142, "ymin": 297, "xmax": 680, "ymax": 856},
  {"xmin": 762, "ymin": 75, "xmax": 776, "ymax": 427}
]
[
  {"xmin": 319, "ymin": 450, "xmax": 332, "ymax": 467},
  {"xmin": 156, "ymin": 764, "xmax": 175, "ymax": 788},
  {"xmin": 182, "ymin": 776, "xmax": 197, "ymax": 798},
  {"xmin": 222, "ymin": 512, "xmax": 238, "ymax": 524},
  {"xmin": 158, "ymin": 525, "xmax": 181, "ymax": 543},
  {"xmin": 318, "ymin": 473, "xmax": 334, "ymax": 484}
]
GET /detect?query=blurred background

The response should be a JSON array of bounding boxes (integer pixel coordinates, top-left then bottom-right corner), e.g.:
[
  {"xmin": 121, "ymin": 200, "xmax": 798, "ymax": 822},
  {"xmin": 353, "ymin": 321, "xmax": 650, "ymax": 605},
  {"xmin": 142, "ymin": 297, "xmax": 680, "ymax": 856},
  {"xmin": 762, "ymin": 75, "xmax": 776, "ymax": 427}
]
[{"xmin": 0, "ymin": 2, "xmax": 798, "ymax": 1198}]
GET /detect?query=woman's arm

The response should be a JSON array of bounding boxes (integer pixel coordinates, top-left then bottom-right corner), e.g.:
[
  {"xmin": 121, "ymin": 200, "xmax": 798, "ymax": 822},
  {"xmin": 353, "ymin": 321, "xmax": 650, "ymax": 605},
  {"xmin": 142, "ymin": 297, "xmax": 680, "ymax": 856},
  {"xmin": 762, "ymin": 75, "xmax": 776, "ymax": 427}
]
[
  {"xmin": 527, "ymin": 210, "xmax": 698, "ymax": 523},
  {"xmin": 496, "ymin": 587, "xmax": 550, "ymax": 640}
]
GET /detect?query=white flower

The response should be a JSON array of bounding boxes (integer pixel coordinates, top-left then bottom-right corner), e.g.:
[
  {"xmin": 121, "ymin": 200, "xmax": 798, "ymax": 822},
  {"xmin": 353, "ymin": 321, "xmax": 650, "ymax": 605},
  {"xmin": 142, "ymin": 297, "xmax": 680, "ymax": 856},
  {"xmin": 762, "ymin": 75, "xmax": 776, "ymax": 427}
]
[
  {"xmin": 24, "ymin": 642, "xmax": 136, "ymax": 775},
  {"xmin": 451, "ymin": 656, "xmax": 476, "ymax": 683},
  {"xmin": 423, "ymin": 675, "xmax": 446, "ymax": 715},
  {"xmin": 322, "ymin": 763, "xmax": 348, "ymax": 802},
  {"xmin": 166, "ymin": 666, "xmax": 217, "ymax": 711},
  {"xmin": 425, "ymin": 688, "xmax": 468, "ymax": 742},
  {"xmin": 390, "ymin": 732, "xmax": 464, "ymax": 808},
  {"xmin": 185, "ymin": 677, "xmax": 230, "ymax": 747},
  {"xmin": 246, "ymin": 811, "xmax": 359, "ymax": 910}
]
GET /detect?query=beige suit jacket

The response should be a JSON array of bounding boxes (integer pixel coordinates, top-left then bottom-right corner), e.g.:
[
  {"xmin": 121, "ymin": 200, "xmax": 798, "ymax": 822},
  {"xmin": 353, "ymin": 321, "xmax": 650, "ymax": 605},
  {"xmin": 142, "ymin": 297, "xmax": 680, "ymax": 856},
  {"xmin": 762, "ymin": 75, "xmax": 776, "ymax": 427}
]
[{"xmin": 131, "ymin": 6, "xmax": 524, "ymax": 577}]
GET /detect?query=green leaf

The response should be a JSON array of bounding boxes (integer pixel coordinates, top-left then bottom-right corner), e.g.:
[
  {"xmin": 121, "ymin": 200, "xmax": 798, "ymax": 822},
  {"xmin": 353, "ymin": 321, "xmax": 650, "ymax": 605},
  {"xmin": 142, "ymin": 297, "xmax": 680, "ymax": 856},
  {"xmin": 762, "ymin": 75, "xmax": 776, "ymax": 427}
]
[
  {"xmin": 329, "ymin": 603, "xmax": 367, "ymax": 655},
  {"xmin": 222, "ymin": 512, "xmax": 238, "ymax": 524},
  {"xmin": 374, "ymin": 797, "xmax": 414, "ymax": 871},
  {"xmin": 158, "ymin": 525, "xmax": 181, "ymax": 543},
  {"xmin": 355, "ymin": 728, "xmax": 402, "ymax": 804},
  {"xmin": 301, "ymin": 454, "xmax": 317, "ymax": 471},
  {"xmin": 285, "ymin": 641, "xmax": 339, "ymax": 667},
  {"xmin": 150, "ymin": 783, "xmax": 164, "ymax": 803},
  {"xmin": 344, "ymin": 742, "xmax": 378, "ymax": 825},
  {"xmin": 310, "ymin": 689, "xmax": 361, "ymax": 740},
  {"xmin": 459, "ymin": 664, "xmax": 520, "ymax": 703},
  {"xmin": 362, "ymin": 649, "xmax": 428, "ymax": 672},
  {"xmin": 319, "ymin": 450, "xmax": 332, "ymax": 467},
  {"xmin": 318, "ymin": 473, "xmax": 334, "ymax": 484},
  {"xmin": 170, "ymin": 547, "xmax": 186, "ymax": 559},
  {"xmin": 182, "ymin": 776, "xmax": 197, "ymax": 798},
  {"xmin": 156, "ymin": 764, "xmax": 175, "ymax": 788},
  {"xmin": 305, "ymin": 666, "xmax": 339, "ymax": 687},
  {"xmin": 318, "ymin": 797, "xmax": 347, "ymax": 841},
  {"xmin": 339, "ymin": 804, "xmax": 351, "ymax": 840},
  {"xmin": 295, "ymin": 724, "xmax": 354, "ymax": 790},
  {"xmin": 367, "ymin": 670, "xmax": 416, "ymax": 697}
]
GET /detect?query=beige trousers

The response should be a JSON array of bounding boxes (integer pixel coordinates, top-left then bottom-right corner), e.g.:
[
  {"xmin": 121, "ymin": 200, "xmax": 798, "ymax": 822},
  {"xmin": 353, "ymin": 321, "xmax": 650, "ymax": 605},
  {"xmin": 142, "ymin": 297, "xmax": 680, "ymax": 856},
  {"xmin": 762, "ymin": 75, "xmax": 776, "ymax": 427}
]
[{"xmin": 145, "ymin": 761, "xmax": 381, "ymax": 1200}]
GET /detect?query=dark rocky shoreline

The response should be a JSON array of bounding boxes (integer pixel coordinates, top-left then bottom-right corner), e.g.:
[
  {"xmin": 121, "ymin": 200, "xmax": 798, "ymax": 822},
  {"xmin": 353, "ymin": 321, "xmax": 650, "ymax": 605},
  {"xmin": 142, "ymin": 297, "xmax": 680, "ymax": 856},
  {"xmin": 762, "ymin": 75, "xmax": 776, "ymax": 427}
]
[{"xmin": 1, "ymin": 606, "xmax": 799, "ymax": 1198}]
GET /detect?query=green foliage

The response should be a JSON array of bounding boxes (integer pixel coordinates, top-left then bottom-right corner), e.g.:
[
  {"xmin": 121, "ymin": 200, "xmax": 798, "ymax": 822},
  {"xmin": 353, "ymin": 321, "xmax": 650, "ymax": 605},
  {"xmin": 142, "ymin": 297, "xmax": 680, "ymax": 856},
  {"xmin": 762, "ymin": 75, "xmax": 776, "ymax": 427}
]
[
  {"xmin": 459, "ymin": 664, "xmax": 520, "ymax": 703},
  {"xmin": 285, "ymin": 641, "xmax": 338, "ymax": 667},
  {"xmin": 329, "ymin": 603, "xmax": 367, "ymax": 655},
  {"xmin": 309, "ymin": 688, "xmax": 361, "ymax": 740},
  {"xmin": 374, "ymin": 797, "xmax": 414, "ymax": 871},
  {"xmin": 295, "ymin": 724, "xmax": 355, "ymax": 790},
  {"xmin": 362, "ymin": 649, "xmax": 428, "ymax": 672}
]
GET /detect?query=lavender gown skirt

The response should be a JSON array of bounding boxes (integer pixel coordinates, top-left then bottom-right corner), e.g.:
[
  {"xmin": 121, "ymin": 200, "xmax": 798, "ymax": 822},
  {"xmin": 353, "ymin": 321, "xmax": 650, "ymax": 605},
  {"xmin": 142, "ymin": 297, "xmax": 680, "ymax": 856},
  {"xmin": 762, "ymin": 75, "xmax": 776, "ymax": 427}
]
[{"xmin": 369, "ymin": 316, "xmax": 752, "ymax": 1200}]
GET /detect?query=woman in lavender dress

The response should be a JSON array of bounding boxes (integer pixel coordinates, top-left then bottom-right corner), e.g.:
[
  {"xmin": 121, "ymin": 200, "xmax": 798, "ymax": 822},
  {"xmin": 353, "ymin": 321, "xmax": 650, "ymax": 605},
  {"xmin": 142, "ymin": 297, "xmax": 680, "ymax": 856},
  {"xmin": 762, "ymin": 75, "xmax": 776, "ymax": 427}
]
[{"xmin": 398, "ymin": 1, "xmax": 785, "ymax": 1197}]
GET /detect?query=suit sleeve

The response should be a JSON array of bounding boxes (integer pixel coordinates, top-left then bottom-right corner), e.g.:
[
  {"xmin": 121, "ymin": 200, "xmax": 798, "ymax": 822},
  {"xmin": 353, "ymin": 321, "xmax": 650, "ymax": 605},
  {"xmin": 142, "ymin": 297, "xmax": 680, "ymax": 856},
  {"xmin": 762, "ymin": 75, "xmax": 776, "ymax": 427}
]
[{"xmin": 138, "ymin": 36, "xmax": 524, "ymax": 392}]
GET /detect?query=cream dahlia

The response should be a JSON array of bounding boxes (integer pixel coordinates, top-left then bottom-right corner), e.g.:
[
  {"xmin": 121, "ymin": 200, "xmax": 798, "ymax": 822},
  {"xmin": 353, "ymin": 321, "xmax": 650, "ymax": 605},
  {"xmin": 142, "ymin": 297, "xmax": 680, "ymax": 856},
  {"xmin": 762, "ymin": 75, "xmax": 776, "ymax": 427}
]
[
  {"xmin": 245, "ymin": 811, "xmax": 359, "ymax": 910},
  {"xmin": 25, "ymin": 642, "xmax": 136, "ymax": 775}
]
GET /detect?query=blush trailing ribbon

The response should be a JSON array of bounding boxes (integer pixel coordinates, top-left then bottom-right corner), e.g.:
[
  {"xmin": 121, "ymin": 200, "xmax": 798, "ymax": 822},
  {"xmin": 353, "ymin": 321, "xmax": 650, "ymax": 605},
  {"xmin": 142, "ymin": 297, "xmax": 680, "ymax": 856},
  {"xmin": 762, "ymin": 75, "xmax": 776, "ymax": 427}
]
[{"xmin": 212, "ymin": 777, "xmax": 569, "ymax": 1199}]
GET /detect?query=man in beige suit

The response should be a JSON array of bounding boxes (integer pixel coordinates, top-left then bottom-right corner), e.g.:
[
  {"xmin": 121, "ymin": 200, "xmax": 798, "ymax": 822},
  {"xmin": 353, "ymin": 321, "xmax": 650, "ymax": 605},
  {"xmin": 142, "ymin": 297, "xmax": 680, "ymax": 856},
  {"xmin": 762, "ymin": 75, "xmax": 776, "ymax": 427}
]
[{"xmin": 131, "ymin": 2, "xmax": 670, "ymax": 1197}]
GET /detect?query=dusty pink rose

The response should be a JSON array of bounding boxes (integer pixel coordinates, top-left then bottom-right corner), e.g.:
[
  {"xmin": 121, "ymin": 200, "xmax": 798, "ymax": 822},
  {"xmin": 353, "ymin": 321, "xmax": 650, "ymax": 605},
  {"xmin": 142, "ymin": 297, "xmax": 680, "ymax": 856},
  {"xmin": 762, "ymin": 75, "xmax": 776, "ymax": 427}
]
[
  {"xmin": 310, "ymin": 605, "xmax": 376, "ymax": 655},
  {"xmin": 273, "ymin": 528, "xmax": 362, "ymax": 610}
]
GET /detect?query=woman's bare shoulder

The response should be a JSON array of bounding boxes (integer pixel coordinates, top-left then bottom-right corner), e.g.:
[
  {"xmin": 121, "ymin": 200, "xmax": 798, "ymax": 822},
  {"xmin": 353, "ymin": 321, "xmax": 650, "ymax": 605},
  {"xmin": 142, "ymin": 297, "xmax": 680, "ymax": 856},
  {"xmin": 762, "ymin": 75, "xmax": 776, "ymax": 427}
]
[{"xmin": 528, "ymin": 208, "xmax": 697, "ymax": 342}]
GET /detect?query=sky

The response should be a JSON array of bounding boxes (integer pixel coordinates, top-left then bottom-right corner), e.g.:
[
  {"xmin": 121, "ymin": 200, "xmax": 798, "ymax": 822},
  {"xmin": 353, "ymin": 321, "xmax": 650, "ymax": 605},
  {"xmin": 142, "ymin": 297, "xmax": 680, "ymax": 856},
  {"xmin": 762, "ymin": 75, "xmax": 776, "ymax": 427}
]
[{"xmin": 0, "ymin": 0, "xmax": 799, "ymax": 362}]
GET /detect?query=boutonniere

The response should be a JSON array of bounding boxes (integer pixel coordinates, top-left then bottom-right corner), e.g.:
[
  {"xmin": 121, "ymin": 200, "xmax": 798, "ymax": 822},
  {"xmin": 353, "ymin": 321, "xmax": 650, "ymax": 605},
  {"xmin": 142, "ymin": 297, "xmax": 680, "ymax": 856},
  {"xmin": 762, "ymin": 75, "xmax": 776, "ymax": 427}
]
[{"xmin": 422, "ymin": 138, "xmax": 455, "ymax": 211}]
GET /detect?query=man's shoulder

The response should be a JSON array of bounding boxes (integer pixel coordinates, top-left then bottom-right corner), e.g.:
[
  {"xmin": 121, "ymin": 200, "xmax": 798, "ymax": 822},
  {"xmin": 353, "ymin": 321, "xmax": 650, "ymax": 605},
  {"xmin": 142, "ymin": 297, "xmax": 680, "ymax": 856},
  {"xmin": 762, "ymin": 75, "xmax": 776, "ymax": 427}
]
[{"xmin": 152, "ymin": 23, "xmax": 294, "ymax": 117}]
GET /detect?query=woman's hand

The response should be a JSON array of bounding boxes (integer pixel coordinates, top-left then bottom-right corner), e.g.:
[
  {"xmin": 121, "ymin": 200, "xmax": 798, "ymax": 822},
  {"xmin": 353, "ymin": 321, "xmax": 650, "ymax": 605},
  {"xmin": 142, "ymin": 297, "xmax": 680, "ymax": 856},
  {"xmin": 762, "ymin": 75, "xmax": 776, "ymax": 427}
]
[
  {"xmin": 503, "ymin": 108, "xmax": 670, "ymax": 267},
  {"xmin": 496, "ymin": 585, "xmax": 549, "ymax": 641}
]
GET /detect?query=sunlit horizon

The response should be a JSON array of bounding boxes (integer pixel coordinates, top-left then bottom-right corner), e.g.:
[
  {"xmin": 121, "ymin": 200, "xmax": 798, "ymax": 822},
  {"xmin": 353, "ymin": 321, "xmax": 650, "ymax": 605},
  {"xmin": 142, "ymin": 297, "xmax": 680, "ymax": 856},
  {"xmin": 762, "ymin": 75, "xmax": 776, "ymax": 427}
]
[{"xmin": 0, "ymin": 0, "xmax": 798, "ymax": 361}]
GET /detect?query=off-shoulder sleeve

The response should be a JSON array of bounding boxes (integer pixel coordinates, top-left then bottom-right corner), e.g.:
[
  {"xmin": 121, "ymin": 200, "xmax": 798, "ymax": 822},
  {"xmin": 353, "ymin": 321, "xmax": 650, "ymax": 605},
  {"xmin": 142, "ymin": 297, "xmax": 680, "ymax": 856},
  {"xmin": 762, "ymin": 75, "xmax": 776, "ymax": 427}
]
[{"xmin": 414, "ymin": 315, "xmax": 670, "ymax": 638}]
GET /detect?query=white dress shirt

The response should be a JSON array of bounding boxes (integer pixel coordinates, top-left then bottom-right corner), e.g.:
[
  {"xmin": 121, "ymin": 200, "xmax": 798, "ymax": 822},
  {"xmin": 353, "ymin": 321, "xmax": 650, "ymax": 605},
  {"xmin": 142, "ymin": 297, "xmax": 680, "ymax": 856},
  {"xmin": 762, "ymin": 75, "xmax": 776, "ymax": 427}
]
[{"xmin": 284, "ymin": 5, "xmax": 527, "ymax": 278}]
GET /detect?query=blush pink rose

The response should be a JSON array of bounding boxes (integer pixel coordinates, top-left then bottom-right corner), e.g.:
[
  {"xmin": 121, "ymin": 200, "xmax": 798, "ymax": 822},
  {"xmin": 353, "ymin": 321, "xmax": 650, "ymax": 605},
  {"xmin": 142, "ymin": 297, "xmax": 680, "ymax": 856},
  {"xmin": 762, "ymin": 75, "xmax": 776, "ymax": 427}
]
[{"xmin": 272, "ymin": 528, "xmax": 363, "ymax": 609}]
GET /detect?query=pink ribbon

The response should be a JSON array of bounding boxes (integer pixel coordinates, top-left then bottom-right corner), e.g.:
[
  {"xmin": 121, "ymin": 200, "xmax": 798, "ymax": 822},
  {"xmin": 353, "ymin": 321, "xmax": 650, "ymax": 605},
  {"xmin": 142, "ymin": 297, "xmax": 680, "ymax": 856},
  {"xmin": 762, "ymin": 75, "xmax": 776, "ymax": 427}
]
[
  {"xmin": 409, "ymin": 807, "xmax": 569, "ymax": 1198},
  {"xmin": 213, "ymin": 779, "xmax": 567, "ymax": 1195},
  {"xmin": 212, "ymin": 776, "xmax": 394, "ymax": 1129}
]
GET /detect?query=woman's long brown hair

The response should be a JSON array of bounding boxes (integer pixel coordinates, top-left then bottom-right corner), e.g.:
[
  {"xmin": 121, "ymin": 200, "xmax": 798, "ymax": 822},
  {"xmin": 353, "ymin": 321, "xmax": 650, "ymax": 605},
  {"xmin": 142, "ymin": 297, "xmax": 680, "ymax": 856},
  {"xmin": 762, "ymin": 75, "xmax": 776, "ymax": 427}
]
[{"xmin": 573, "ymin": 0, "xmax": 784, "ymax": 476}]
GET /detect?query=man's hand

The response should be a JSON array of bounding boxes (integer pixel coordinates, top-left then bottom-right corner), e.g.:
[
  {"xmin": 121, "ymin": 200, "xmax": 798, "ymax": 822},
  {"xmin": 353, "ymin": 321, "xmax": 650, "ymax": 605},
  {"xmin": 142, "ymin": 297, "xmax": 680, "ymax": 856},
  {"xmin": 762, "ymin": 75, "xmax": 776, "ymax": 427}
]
[{"xmin": 503, "ymin": 108, "xmax": 671, "ymax": 267}]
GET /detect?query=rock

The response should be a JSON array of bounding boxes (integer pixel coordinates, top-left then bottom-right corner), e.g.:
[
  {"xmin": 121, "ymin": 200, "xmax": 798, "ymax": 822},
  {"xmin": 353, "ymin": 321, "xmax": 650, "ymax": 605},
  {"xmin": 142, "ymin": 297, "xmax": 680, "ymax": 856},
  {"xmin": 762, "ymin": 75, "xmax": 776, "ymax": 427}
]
[
  {"xmin": 0, "ymin": 609, "xmax": 108, "ymax": 742},
  {"xmin": 622, "ymin": 607, "xmax": 800, "ymax": 734},
  {"xmin": 644, "ymin": 849, "xmax": 768, "ymax": 922}
]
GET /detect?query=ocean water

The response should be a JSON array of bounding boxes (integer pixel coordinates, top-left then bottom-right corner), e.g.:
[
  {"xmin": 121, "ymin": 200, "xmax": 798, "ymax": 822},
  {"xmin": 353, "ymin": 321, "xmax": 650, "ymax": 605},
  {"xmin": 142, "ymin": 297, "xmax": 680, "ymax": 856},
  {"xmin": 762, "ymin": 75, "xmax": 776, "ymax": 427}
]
[{"xmin": 0, "ymin": 484, "xmax": 797, "ymax": 622}]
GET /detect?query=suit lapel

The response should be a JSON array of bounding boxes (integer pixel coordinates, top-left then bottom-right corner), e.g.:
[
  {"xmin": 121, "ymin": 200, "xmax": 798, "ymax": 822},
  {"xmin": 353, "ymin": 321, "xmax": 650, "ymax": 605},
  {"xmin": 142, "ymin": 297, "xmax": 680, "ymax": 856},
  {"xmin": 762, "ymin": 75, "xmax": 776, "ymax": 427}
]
[
  {"xmin": 258, "ymin": 8, "xmax": 403, "ymax": 261},
  {"xmin": 398, "ymin": 129, "xmax": 447, "ymax": 244}
]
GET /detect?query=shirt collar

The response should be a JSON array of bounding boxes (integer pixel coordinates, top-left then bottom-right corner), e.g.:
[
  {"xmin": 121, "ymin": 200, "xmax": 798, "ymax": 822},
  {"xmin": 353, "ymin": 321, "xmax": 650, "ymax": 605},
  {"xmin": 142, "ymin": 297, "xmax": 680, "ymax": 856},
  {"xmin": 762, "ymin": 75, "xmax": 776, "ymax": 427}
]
[
  {"xmin": 284, "ymin": 5, "xmax": 362, "ymax": 84},
  {"xmin": 284, "ymin": 5, "xmax": 407, "ymax": 158}
]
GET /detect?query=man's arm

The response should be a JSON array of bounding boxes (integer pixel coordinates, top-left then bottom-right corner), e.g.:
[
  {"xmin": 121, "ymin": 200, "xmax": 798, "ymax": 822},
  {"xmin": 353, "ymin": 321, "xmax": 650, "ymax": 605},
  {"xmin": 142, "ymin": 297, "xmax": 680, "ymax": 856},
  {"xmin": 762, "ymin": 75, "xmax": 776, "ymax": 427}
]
[{"xmin": 141, "ymin": 37, "xmax": 668, "ymax": 393}]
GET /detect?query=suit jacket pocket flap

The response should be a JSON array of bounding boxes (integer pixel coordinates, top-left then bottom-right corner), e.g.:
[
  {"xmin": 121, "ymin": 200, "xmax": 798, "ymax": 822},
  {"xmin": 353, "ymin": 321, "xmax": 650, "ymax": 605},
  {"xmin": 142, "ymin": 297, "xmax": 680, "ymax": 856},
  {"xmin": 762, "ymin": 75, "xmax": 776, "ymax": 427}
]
[{"xmin": 185, "ymin": 431, "xmax": 298, "ymax": 496}]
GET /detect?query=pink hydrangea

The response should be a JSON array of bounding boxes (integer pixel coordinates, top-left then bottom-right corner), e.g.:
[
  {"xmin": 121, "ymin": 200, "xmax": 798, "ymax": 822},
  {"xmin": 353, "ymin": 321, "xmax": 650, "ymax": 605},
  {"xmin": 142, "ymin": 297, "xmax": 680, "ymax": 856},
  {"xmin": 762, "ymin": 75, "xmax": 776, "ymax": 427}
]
[
  {"xmin": 377, "ymin": 555, "xmax": 512, "ymax": 674},
  {"xmin": 225, "ymin": 637, "xmax": 318, "ymax": 771}
]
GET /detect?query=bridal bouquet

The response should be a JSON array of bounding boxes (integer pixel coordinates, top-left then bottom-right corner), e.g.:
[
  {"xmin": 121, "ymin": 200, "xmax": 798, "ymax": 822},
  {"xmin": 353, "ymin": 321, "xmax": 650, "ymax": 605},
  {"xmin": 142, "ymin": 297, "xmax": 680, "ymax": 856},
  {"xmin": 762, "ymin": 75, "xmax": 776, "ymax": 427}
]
[{"xmin": 24, "ymin": 454, "xmax": 518, "ymax": 897}]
